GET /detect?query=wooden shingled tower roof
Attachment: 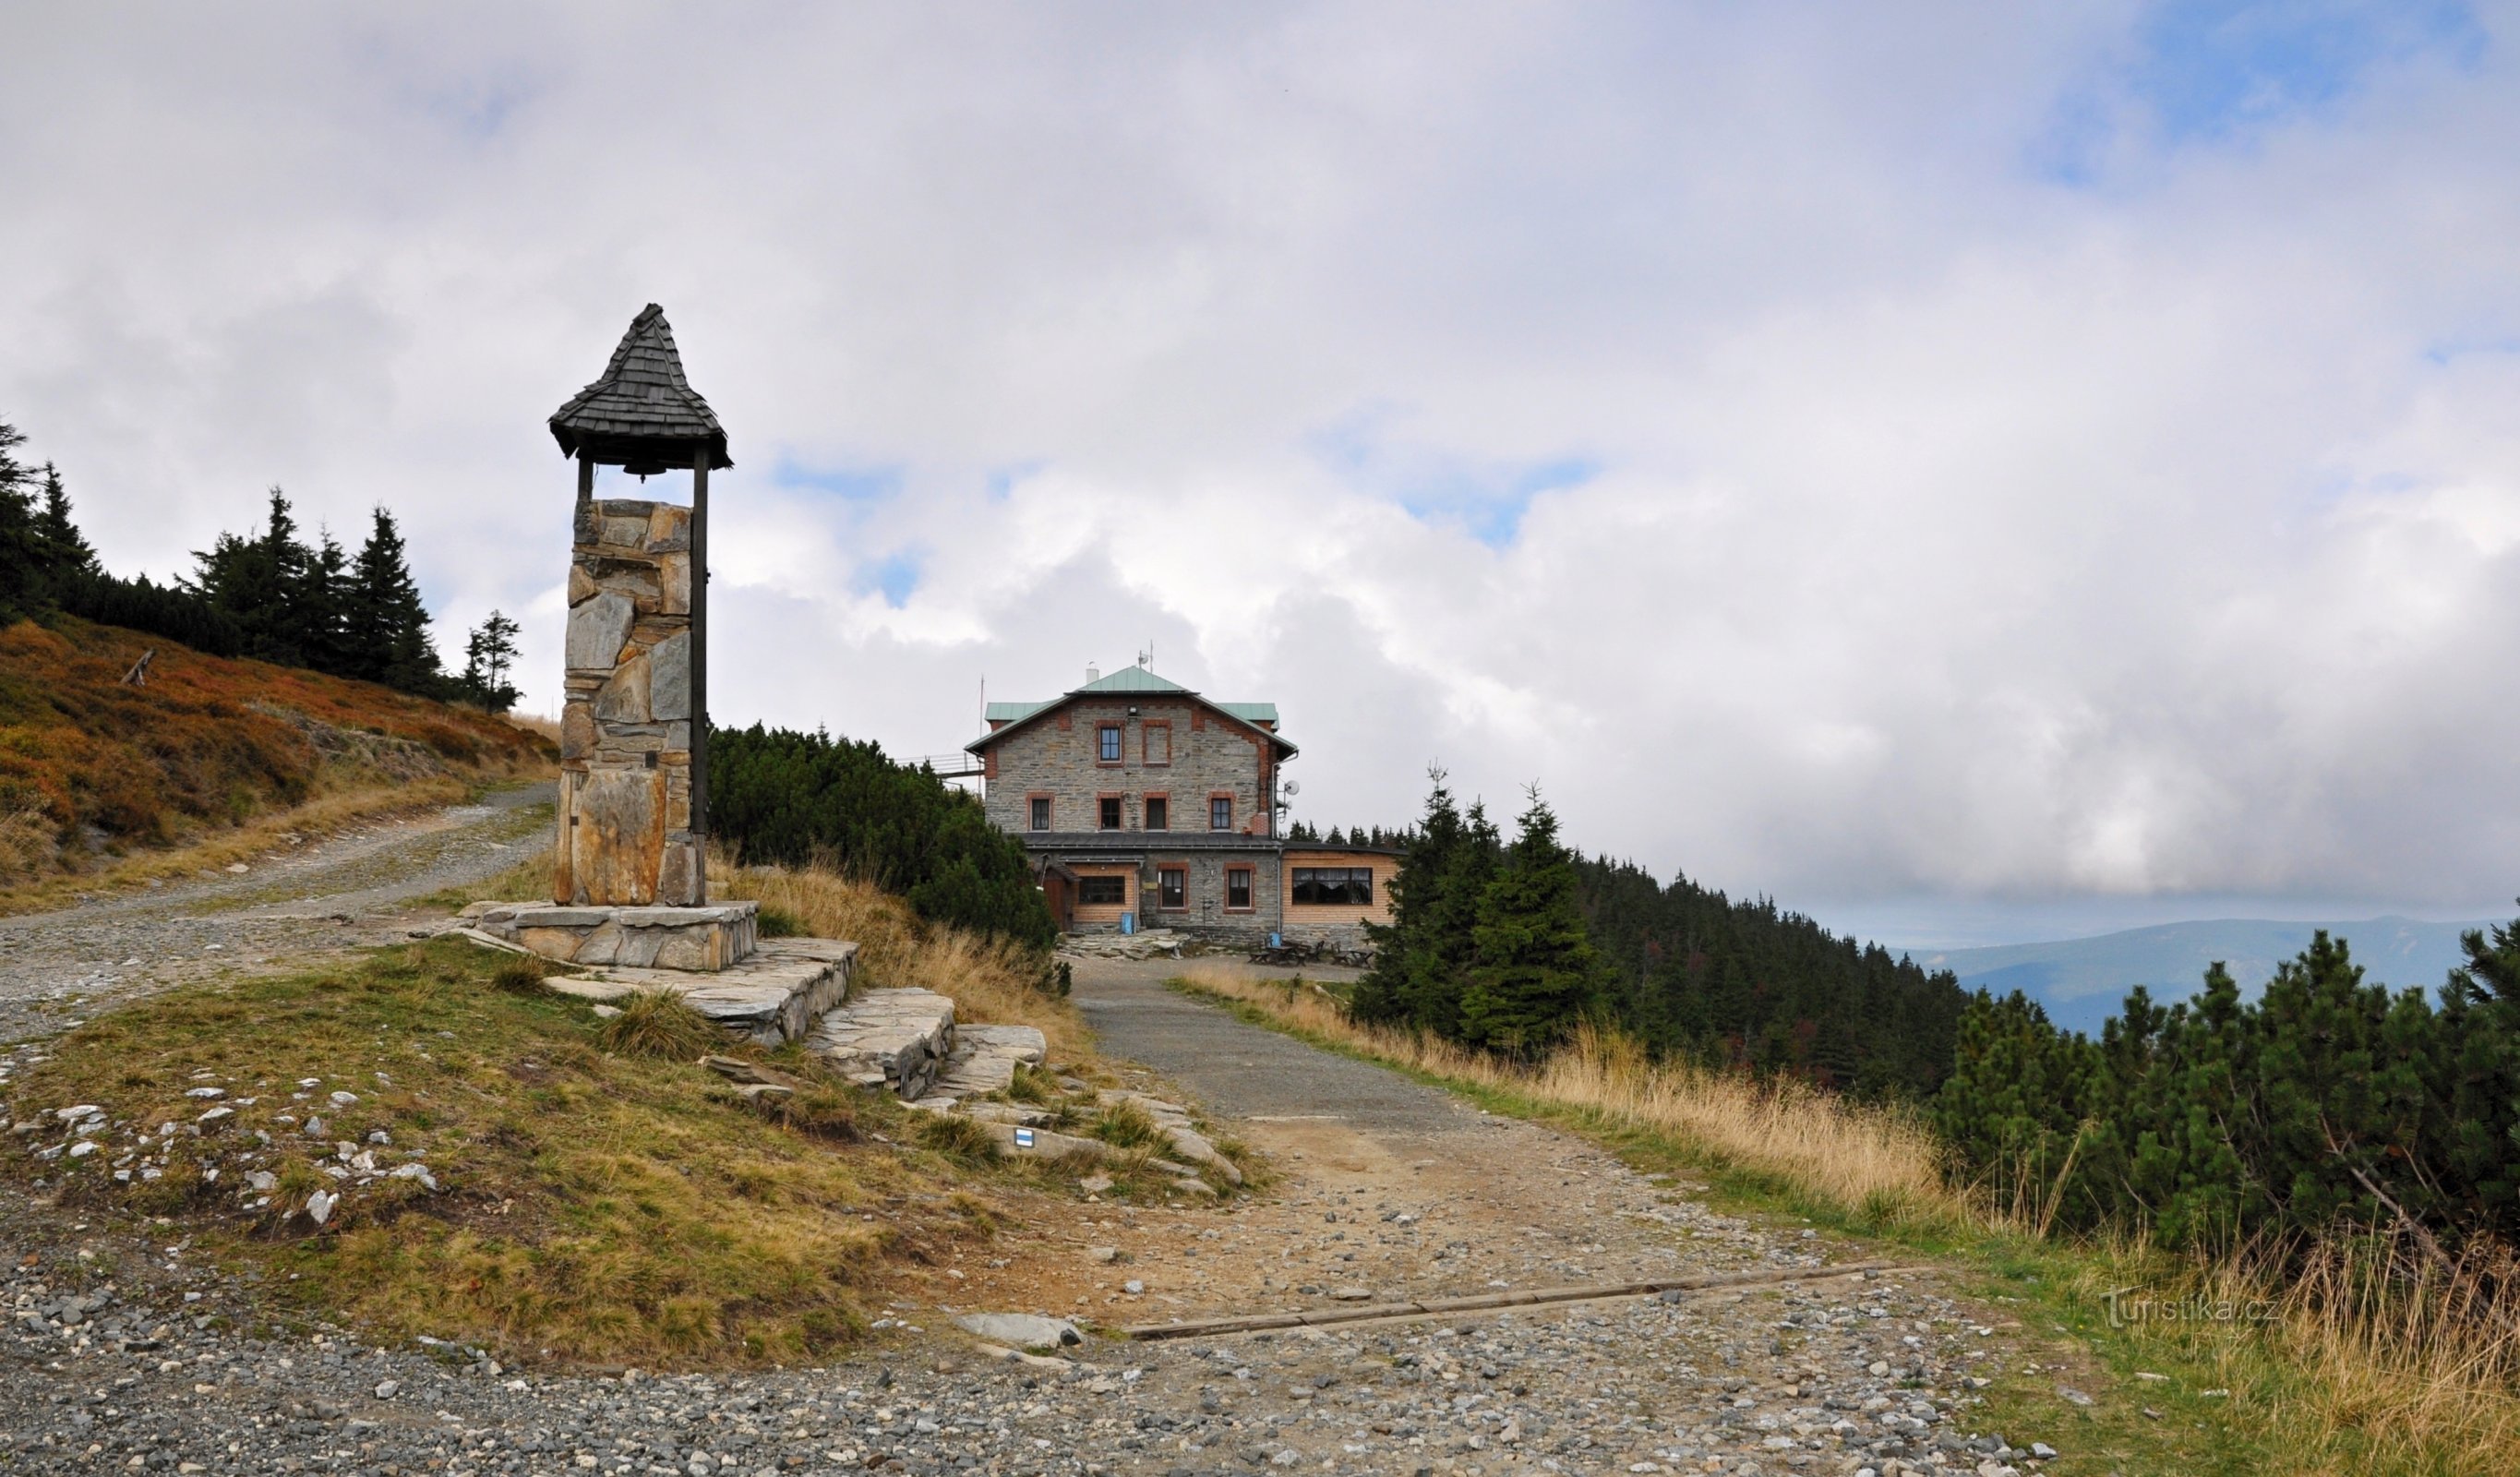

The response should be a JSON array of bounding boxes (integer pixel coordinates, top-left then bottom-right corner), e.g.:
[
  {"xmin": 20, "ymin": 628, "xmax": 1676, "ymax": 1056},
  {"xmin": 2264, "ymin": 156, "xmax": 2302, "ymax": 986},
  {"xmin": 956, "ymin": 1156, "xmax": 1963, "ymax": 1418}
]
[{"xmin": 549, "ymin": 304, "xmax": 733, "ymax": 474}]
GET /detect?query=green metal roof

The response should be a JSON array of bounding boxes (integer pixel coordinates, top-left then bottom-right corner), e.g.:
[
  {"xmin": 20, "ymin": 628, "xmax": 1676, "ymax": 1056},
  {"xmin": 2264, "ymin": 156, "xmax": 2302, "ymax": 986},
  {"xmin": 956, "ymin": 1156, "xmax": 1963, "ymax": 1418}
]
[
  {"xmin": 970, "ymin": 664, "xmax": 1294, "ymax": 755},
  {"xmin": 1072, "ymin": 665, "xmax": 1194, "ymax": 697}
]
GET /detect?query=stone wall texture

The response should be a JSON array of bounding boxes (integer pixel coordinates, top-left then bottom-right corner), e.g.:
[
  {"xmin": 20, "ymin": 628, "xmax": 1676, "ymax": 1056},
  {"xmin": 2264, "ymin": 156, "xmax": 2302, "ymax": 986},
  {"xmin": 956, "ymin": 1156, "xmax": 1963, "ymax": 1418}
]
[
  {"xmin": 983, "ymin": 698, "xmax": 1276, "ymax": 840},
  {"xmin": 556, "ymin": 498, "xmax": 702, "ymax": 907}
]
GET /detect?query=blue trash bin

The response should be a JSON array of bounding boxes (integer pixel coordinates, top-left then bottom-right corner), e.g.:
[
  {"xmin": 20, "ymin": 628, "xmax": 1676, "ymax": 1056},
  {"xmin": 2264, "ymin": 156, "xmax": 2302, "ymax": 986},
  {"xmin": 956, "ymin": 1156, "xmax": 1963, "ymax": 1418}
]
[{"xmin": 1121, "ymin": 912, "xmax": 1136, "ymax": 935}]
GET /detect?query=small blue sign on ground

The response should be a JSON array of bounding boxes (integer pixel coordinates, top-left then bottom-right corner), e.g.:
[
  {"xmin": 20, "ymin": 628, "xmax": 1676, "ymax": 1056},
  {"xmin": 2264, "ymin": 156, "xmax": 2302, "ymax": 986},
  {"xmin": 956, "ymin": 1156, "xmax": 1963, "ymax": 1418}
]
[{"xmin": 1014, "ymin": 1127, "xmax": 1035, "ymax": 1148}]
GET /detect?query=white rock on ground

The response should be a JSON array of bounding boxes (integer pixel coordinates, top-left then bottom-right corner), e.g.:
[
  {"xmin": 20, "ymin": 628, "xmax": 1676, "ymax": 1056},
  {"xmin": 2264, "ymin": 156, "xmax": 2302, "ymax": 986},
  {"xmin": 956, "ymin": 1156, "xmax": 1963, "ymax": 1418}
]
[{"xmin": 952, "ymin": 1313, "xmax": 1081, "ymax": 1349}]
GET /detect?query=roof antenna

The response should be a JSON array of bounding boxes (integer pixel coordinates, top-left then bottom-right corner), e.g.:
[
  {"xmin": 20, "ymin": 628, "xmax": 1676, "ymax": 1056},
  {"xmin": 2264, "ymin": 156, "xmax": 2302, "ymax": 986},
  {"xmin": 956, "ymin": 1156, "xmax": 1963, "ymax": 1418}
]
[{"xmin": 1138, "ymin": 639, "xmax": 1154, "ymax": 671}]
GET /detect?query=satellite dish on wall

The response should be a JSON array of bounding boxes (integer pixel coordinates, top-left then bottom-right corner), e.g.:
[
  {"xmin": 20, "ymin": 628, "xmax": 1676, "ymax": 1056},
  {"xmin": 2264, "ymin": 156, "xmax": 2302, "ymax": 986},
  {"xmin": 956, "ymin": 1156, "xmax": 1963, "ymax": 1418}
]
[{"xmin": 1281, "ymin": 779, "xmax": 1301, "ymax": 796}]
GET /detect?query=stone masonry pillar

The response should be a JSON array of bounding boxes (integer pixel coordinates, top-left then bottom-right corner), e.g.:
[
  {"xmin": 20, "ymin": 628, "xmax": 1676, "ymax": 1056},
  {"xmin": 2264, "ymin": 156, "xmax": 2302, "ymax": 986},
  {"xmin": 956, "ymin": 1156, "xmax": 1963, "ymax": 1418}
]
[{"xmin": 556, "ymin": 497, "xmax": 702, "ymax": 907}]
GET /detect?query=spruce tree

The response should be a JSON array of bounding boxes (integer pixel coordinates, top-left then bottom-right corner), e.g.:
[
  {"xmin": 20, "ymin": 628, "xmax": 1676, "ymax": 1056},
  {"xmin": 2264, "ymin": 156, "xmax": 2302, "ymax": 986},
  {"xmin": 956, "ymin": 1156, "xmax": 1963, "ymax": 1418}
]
[
  {"xmin": 344, "ymin": 507, "xmax": 443, "ymax": 695},
  {"xmin": 34, "ymin": 464, "xmax": 96, "ymax": 582},
  {"xmin": 1458, "ymin": 789, "xmax": 1603, "ymax": 1056},
  {"xmin": 192, "ymin": 487, "xmax": 306, "ymax": 665},
  {"xmin": 294, "ymin": 530, "xmax": 353, "ymax": 678},
  {"xmin": 460, "ymin": 610, "xmax": 522, "ymax": 712},
  {"xmin": 0, "ymin": 419, "xmax": 38, "ymax": 621},
  {"xmin": 1352, "ymin": 770, "xmax": 1462, "ymax": 1026}
]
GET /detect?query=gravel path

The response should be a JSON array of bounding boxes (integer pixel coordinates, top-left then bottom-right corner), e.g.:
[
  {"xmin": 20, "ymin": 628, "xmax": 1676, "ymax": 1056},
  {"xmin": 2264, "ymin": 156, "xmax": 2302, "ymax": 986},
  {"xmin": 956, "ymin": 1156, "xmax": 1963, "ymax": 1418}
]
[
  {"xmin": 0, "ymin": 784, "xmax": 554, "ymax": 1045},
  {"xmin": 0, "ymin": 902, "xmax": 2079, "ymax": 1477}
]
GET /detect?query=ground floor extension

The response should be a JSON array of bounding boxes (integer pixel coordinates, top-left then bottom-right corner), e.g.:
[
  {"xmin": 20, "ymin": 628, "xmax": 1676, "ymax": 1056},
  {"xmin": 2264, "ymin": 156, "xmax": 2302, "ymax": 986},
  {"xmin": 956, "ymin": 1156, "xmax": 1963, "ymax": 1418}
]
[{"xmin": 1024, "ymin": 835, "xmax": 1400, "ymax": 948}]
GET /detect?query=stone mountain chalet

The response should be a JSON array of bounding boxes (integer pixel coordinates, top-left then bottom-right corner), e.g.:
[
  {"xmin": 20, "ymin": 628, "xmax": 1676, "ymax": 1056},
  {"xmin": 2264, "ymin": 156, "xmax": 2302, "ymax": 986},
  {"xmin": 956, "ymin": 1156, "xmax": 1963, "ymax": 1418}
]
[{"xmin": 965, "ymin": 664, "xmax": 1395, "ymax": 945}]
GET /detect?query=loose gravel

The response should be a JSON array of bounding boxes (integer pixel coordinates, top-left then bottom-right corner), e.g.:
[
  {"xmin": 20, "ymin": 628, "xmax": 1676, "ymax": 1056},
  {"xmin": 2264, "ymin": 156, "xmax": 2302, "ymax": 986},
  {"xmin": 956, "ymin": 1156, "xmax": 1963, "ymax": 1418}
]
[
  {"xmin": 0, "ymin": 786, "xmax": 553, "ymax": 1045},
  {"xmin": 1, "ymin": 811, "xmax": 2071, "ymax": 1475}
]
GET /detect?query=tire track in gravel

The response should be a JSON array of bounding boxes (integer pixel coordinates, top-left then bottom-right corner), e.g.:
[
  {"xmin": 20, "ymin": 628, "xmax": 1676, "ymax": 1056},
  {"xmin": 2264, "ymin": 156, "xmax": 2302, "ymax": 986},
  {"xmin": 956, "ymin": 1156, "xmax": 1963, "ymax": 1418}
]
[{"xmin": 0, "ymin": 782, "xmax": 554, "ymax": 1045}]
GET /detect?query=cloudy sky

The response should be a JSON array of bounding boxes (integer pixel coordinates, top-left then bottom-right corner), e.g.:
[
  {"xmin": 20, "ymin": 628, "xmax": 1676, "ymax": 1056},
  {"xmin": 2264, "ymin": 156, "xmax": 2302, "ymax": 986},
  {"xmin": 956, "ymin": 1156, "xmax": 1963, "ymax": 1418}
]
[{"xmin": 6, "ymin": 3, "xmax": 2517, "ymax": 946}]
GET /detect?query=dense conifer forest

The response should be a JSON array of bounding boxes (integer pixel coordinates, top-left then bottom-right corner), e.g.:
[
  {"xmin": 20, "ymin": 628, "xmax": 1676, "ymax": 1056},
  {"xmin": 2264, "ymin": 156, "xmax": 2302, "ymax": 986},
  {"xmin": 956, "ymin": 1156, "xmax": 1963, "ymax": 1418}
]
[
  {"xmin": 0, "ymin": 416, "xmax": 517, "ymax": 710},
  {"xmin": 1935, "ymin": 919, "xmax": 2520, "ymax": 1252},
  {"xmin": 1343, "ymin": 772, "xmax": 1964, "ymax": 1094},
  {"xmin": 709, "ymin": 722, "xmax": 1058, "ymax": 951}
]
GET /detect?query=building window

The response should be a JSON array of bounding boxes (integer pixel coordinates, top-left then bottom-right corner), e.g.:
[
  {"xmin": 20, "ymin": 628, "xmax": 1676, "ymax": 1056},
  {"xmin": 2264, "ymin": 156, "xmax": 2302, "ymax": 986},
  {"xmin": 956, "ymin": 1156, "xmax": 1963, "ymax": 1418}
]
[
  {"xmin": 1098, "ymin": 725, "xmax": 1123, "ymax": 763},
  {"xmin": 1098, "ymin": 796, "xmax": 1122, "ymax": 830},
  {"xmin": 1077, "ymin": 876, "xmax": 1126, "ymax": 906},
  {"xmin": 1291, "ymin": 867, "xmax": 1374, "ymax": 905},
  {"xmin": 1144, "ymin": 796, "xmax": 1168, "ymax": 831},
  {"xmin": 1225, "ymin": 866, "xmax": 1254, "ymax": 911},
  {"xmin": 1157, "ymin": 867, "xmax": 1187, "ymax": 910},
  {"xmin": 1028, "ymin": 797, "xmax": 1051, "ymax": 831},
  {"xmin": 1209, "ymin": 796, "xmax": 1232, "ymax": 831},
  {"xmin": 1143, "ymin": 723, "xmax": 1170, "ymax": 765}
]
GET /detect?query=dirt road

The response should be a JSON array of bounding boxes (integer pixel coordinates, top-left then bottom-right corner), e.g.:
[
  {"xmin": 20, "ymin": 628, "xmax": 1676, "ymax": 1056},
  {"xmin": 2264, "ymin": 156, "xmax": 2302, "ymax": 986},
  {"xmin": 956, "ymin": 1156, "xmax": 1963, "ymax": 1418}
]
[
  {"xmin": 0, "ymin": 783, "xmax": 553, "ymax": 1043},
  {"xmin": 906, "ymin": 957, "xmax": 2056, "ymax": 1475},
  {"xmin": 0, "ymin": 858, "xmax": 2079, "ymax": 1476}
]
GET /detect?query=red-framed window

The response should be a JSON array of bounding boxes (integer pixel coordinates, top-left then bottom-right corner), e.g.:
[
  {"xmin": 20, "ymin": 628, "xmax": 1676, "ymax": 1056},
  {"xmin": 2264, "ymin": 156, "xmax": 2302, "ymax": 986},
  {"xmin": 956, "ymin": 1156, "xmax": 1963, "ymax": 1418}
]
[
  {"xmin": 1209, "ymin": 794, "xmax": 1233, "ymax": 831},
  {"xmin": 1098, "ymin": 794, "xmax": 1124, "ymax": 830},
  {"xmin": 1097, "ymin": 724, "xmax": 1123, "ymax": 764},
  {"xmin": 1026, "ymin": 794, "xmax": 1053, "ymax": 831},
  {"xmin": 1142, "ymin": 721, "xmax": 1171, "ymax": 766},
  {"xmin": 1224, "ymin": 866, "xmax": 1254, "ymax": 912},
  {"xmin": 1143, "ymin": 794, "xmax": 1170, "ymax": 831}
]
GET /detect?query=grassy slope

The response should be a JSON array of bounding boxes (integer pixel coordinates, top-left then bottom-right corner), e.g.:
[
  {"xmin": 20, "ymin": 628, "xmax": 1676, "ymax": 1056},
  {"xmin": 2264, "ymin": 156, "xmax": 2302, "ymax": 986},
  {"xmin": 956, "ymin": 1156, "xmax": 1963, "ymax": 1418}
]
[
  {"xmin": 0, "ymin": 935, "xmax": 1225, "ymax": 1368},
  {"xmin": 0, "ymin": 859, "xmax": 1252, "ymax": 1368},
  {"xmin": 0, "ymin": 615, "xmax": 554, "ymax": 902},
  {"xmin": 1171, "ymin": 971, "xmax": 2512, "ymax": 1477}
]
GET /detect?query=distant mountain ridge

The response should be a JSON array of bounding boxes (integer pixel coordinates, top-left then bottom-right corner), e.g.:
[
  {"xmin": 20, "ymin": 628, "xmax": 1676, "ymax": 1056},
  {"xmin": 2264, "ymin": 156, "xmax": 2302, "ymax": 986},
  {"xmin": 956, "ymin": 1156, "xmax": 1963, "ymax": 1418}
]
[{"xmin": 1904, "ymin": 916, "xmax": 2494, "ymax": 1035}]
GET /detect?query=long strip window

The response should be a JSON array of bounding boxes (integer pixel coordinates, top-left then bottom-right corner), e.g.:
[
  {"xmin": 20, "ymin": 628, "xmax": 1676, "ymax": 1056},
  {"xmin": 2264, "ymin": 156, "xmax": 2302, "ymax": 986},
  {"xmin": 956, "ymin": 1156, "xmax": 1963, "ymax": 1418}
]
[
  {"xmin": 1290, "ymin": 867, "xmax": 1374, "ymax": 906},
  {"xmin": 1077, "ymin": 876, "xmax": 1126, "ymax": 906}
]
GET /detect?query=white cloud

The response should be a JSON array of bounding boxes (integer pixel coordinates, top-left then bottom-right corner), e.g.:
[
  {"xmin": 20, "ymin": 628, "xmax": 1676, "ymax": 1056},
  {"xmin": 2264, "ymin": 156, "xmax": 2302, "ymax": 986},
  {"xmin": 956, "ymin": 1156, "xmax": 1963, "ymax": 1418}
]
[{"xmin": 6, "ymin": 3, "xmax": 2518, "ymax": 932}]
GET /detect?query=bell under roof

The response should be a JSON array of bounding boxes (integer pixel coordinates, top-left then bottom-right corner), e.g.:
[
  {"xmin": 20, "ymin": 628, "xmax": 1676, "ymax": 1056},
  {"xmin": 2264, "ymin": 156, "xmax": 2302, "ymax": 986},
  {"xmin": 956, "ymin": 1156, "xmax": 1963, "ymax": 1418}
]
[{"xmin": 549, "ymin": 304, "xmax": 732, "ymax": 474}]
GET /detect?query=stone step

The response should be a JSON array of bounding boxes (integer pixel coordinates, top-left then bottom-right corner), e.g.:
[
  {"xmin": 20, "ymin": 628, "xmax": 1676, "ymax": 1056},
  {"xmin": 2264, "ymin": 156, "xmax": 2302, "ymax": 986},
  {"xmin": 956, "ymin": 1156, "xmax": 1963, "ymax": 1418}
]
[
  {"xmin": 544, "ymin": 938, "xmax": 856, "ymax": 1045},
  {"xmin": 806, "ymin": 988, "xmax": 957, "ymax": 1099},
  {"xmin": 926, "ymin": 1024, "xmax": 1051, "ymax": 1100}
]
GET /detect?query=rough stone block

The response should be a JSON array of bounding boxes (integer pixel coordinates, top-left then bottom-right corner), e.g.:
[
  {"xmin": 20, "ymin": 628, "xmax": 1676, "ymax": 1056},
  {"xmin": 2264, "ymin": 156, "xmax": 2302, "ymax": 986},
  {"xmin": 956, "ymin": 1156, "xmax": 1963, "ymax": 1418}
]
[
  {"xmin": 960, "ymin": 1025, "xmax": 1050, "ymax": 1064},
  {"xmin": 644, "ymin": 505, "xmax": 690, "ymax": 553},
  {"xmin": 559, "ymin": 702, "xmax": 594, "ymax": 761},
  {"xmin": 600, "ymin": 514, "xmax": 649, "ymax": 548},
  {"xmin": 648, "ymin": 631, "xmax": 691, "ymax": 721},
  {"xmin": 565, "ymin": 594, "xmax": 635, "ymax": 671},
  {"xmin": 651, "ymin": 928, "xmax": 716, "ymax": 971},
  {"xmin": 809, "ymin": 989, "xmax": 957, "ymax": 1099},
  {"xmin": 568, "ymin": 565, "xmax": 596, "ymax": 605},
  {"xmin": 514, "ymin": 927, "xmax": 589, "ymax": 963},
  {"xmin": 592, "ymin": 561, "xmax": 662, "ymax": 606},
  {"xmin": 660, "ymin": 553, "xmax": 690, "ymax": 614},
  {"xmin": 655, "ymin": 840, "xmax": 702, "ymax": 907},
  {"xmin": 569, "ymin": 766, "xmax": 666, "ymax": 906},
  {"xmin": 594, "ymin": 647, "xmax": 653, "ymax": 725}
]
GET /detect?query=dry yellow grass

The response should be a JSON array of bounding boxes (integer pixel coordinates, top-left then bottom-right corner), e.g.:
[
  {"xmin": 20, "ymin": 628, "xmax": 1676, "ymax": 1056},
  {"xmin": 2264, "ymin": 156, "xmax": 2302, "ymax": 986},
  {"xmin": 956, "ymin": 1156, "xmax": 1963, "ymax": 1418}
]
[
  {"xmin": 462, "ymin": 845, "xmax": 1090, "ymax": 1066},
  {"xmin": 1180, "ymin": 965, "xmax": 2520, "ymax": 1476},
  {"xmin": 1174, "ymin": 966, "xmax": 1963, "ymax": 1227},
  {"xmin": 0, "ymin": 775, "xmax": 485, "ymax": 916},
  {"xmin": 714, "ymin": 859, "xmax": 1091, "ymax": 1065}
]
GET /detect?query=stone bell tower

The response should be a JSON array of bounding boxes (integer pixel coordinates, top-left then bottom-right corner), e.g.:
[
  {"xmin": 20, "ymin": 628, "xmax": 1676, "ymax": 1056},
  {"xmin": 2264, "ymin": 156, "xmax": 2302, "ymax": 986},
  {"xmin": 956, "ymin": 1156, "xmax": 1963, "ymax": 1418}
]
[{"xmin": 546, "ymin": 304, "xmax": 729, "ymax": 908}]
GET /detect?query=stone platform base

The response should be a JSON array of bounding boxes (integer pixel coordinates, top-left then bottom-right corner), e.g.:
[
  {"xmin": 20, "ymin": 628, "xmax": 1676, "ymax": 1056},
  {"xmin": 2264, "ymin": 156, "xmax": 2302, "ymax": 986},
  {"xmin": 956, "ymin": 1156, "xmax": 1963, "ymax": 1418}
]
[
  {"xmin": 459, "ymin": 901, "xmax": 759, "ymax": 972},
  {"xmin": 808, "ymin": 988, "xmax": 959, "ymax": 1099},
  {"xmin": 543, "ymin": 938, "xmax": 857, "ymax": 1046}
]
